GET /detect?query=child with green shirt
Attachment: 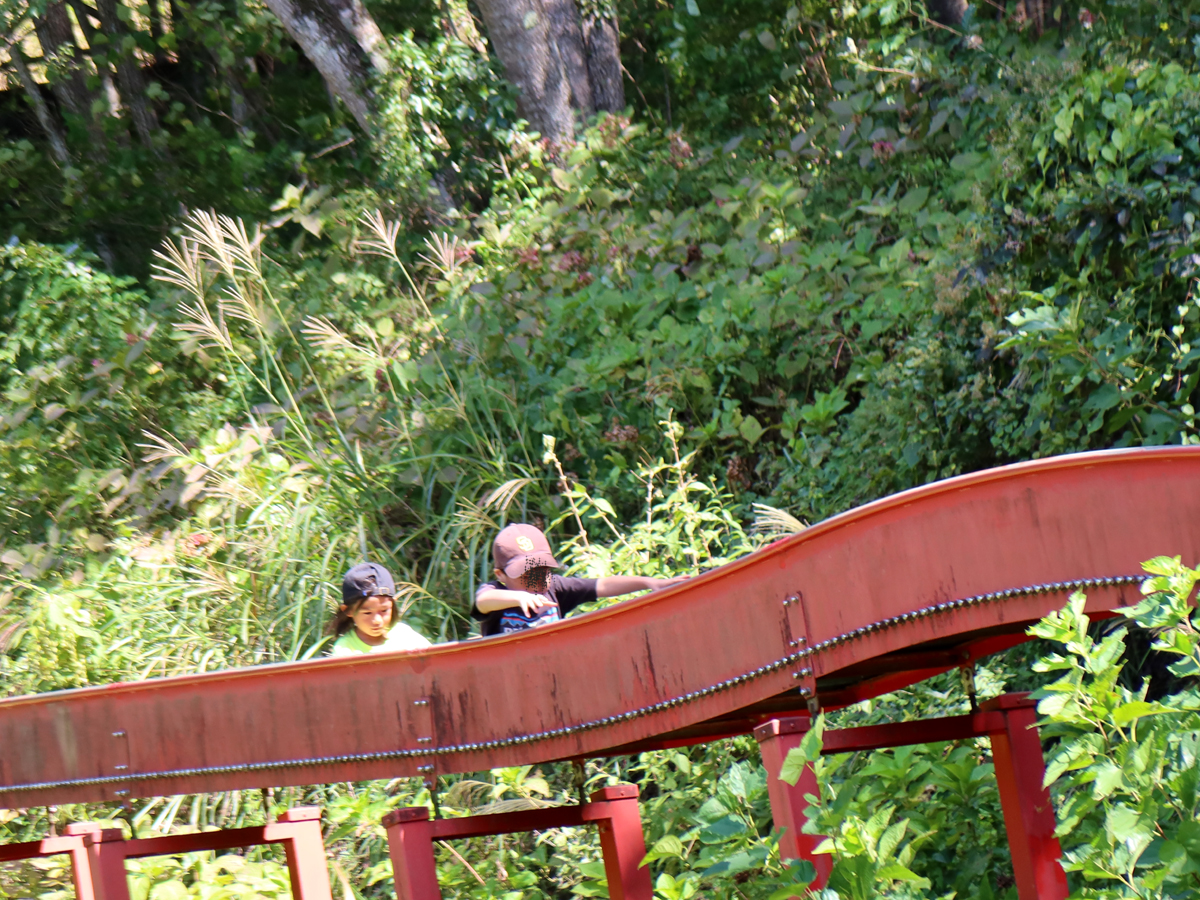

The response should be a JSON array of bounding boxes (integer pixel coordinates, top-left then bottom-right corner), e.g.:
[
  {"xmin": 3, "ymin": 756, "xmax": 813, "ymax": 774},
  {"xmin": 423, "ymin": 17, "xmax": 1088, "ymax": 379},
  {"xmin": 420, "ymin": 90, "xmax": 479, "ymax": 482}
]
[{"xmin": 329, "ymin": 563, "xmax": 432, "ymax": 656}]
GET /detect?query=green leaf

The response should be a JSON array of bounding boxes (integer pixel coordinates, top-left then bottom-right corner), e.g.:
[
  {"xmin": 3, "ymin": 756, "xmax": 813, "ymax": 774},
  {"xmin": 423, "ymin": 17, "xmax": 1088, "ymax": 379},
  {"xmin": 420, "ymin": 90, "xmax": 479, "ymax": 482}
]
[
  {"xmin": 149, "ymin": 881, "xmax": 188, "ymax": 900},
  {"xmin": 1092, "ymin": 761, "xmax": 1124, "ymax": 799},
  {"xmin": 391, "ymin": 359, "xmax": 418, "ymax": 388},
  {"xmin": 590, "ymin": 187, "xmax": 615, "ymax": 208},
  {"xmin": 739, "ymin": 415, "xmax": 764, "ymax": 446},
  {"xmin": 876, "ymin": 863, "xmax": 931, "ymax": 887},
  {"xmin": 698, "ymin": 815, "xmax": 748, "ymax": 843},
  {"xmin": 685, "ymin": 0, "xmax": 700, "ymax": 14},
  {"xmin": 926, "ymin": 108, "xmax": 951, "ymax": 135},
  {"xmin": 950, "ymin": 152, "xmax": 983, "ymax": 172},
  {"xmin": 1112, "ymin": 700, "xmax": 1167, "ymax": 727},
  {"xmin": 1081, "ymin": 383, "xmax": 1122, "ymax": 413},
  {"xmin": 780, "ymin": 714, "xmax": 825, "ymax": 785},
  {"xmin": 701, "ymin": 846, "xmax": 768, "ymax": 877},
  {"xmin": 592, "ymin": 497, "xmax": 617, "ymax": 517},
  {"xmin": 640, "ymin": 834, "xmax": 684, "ymax": 866},
  {"xmin": 897, "ymin": 186, "xmax": 929, "ymax": 213},
  {"xmin": 877, "ymin": 819, "xmax": 908, "ymax": 862},
  {"xmin": 1106, "ymin": 804, "xmax": 1153, "ymax": 846}
]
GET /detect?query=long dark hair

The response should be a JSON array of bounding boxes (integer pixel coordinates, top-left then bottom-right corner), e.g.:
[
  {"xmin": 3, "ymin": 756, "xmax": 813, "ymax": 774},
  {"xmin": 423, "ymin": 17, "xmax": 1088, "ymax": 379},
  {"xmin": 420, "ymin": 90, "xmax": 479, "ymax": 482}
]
[{"xmin": 332, "ymin": 594, "xmax": 397, "ymax": 636}]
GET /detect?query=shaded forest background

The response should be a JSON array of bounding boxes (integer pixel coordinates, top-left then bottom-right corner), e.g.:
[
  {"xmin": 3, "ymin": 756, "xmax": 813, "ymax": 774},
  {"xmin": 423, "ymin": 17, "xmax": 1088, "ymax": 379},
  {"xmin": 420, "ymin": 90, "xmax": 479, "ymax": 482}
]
[{"xmin": 2, "ymin": 0, "xmax": 1200, "ymax": 896}]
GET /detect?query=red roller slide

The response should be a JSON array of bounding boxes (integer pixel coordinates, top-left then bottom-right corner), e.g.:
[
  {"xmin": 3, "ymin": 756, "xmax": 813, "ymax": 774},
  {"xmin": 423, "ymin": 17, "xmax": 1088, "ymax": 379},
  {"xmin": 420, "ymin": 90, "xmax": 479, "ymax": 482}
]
[{"xmin": 1, "ymin": 446, "xmax": 1198, "ymax": 900}]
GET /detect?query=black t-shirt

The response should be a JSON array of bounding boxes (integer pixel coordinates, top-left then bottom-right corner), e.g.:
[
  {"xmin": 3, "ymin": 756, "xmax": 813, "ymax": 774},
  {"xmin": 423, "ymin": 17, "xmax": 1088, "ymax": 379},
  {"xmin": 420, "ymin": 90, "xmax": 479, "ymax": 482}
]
[{"xmin": 472, "ymin": 575, "xmax": 598, "ymax": 636}]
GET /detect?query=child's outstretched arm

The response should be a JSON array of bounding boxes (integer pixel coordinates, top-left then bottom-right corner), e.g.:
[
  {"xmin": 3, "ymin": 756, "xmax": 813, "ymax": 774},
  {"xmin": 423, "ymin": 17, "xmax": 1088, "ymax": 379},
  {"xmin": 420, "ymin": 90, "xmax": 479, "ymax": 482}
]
[
  {"xmin": 596, "ymin": 575, "xmax": 690, "ymax": 598},
  {"xmin": 475, "ymin": 588, "xmax": 555, "ymax": 616}
]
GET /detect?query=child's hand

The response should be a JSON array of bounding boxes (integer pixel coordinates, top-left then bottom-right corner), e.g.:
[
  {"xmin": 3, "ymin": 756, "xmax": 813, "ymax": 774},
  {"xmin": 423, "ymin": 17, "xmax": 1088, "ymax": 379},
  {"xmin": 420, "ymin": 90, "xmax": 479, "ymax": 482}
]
[{"xmin": 515, "ymin": 591, "xmax": 553, "ymax": 617}]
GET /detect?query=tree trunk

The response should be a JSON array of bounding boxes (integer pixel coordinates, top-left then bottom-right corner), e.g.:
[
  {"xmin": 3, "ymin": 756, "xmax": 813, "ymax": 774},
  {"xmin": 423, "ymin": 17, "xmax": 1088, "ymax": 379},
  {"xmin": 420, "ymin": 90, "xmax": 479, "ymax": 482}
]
[
  {"xmin": 581, "ymin": 13, "xmax": 623, "ymax": 112},
  {"xmin": 260, "ymin": 0, "xmax": 386, "ymax": 132},
  {"xmin": 145, "ymin": 0, "xmax": 168, "ymax": 61},
  {"xmin": 34, "ymin": 2, "xmax": 109, "ymax": 154},
  {"xmin": 330, "ymin": 0, "xmax": 389, "ymax": 71},
  {"xmin": 925, "ymin": 0, "xmax": 966, "ymax": 25},
  {"xmin": 439, "ymin": 0, "xmax": 486, "ymax": 54},
  {"xmin": 542, "ymin": 0, "xmax": 593, "ymax": 116},
  {"xmin": 471, "ymin": 0, "xmax": 575, "ymax": 142},
  {"xmin": 9, "ymin": 52, "xmax": 72, "ymax": 166},
  {"xmin": 90, "ymin": 0, "xmax": 165, "ymax": 151},
  {"xmin": 471, "ymin": 0, "xmax": 623, "ymax": 139}
]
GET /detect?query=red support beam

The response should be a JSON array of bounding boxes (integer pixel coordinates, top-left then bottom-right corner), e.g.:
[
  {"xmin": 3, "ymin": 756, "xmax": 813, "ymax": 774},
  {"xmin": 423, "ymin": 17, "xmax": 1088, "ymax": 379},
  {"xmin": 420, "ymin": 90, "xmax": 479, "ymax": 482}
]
[
  {"xmin": 819, "ymin": 711, "xmax": 1006, "ymax": 752},
  {"xmin": 70, "ymin": 809, "xmax": 333, "ymax": 900},
  {"xmin": 755, "ymin": 695, "xmax": 1067, "ymax": 900},
  {"xmin": 384, "ymin": 785, "xmax": 651, "ymax": 900},
  {"xmin": 753, "ymin": 717, "xmax": 833, "ymax": 890},
  {"xmin": 983, "ymin": 696, "xmax": 1069, "ymax": 900},
  {"xmin": 582, "ymin": 786, "xmax": 653, "ymax": 900},
  {"xmin": 0, "ymin": 825, "xmax": 116, "ymax": 900},
  {"xmin": 79, "ymin": 827, "xmax": 131, "ymax": 900},
  {"xmin": 383, "ymin": 808, "xmax": 441, "ymax": 900},
  {"xmin": 428, "ymin": 805, "xmax": 587, "ymax": 839}
]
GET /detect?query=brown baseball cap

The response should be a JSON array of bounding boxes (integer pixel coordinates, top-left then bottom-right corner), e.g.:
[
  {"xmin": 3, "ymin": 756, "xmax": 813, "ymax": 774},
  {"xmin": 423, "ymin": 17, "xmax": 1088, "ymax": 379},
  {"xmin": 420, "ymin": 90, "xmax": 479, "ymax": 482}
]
[{"xmin": 493, "ymin": 524, "xmax": 559, "ymax": 578}]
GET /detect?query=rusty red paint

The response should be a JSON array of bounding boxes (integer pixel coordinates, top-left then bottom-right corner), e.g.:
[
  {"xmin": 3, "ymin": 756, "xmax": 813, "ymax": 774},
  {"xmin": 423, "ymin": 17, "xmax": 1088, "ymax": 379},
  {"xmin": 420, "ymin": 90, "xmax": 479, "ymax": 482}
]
[{"xmin": 0, "ymin": 447, "xmax": 1196, "ymax": 806}]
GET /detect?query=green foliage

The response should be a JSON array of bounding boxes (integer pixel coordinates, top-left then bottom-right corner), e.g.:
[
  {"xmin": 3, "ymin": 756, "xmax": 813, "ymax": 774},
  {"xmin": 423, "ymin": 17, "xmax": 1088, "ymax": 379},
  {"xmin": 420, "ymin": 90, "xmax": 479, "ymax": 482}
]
[
  {"xmin": 544, "ymin": 419, "xmax": 759, "ymax": 586},
  {"xmin": 374, "ymin": 33, "xmax": 518, "ymax": 210},
  {"xmin": 1030, "ymin": 559, "xmax": 1200, "ymax": 897},
  {"xmin": 0, "ymin": 0, "xmax": 352, "ymax": 274},
  {"xmin": 9, "ymin": 2, "xmax": 1200, "ymax": 899},
  {"xmin": 0, "ymin": 240, "xmax": 223, "ymax": 552}
]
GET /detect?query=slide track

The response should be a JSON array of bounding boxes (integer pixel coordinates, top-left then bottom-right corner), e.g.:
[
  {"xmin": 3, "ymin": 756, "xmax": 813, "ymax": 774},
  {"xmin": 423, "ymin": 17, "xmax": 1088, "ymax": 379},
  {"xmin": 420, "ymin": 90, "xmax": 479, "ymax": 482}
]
[{"xmin": 1, "ymin": 446, "xmax": 1198, "ymax": 808}]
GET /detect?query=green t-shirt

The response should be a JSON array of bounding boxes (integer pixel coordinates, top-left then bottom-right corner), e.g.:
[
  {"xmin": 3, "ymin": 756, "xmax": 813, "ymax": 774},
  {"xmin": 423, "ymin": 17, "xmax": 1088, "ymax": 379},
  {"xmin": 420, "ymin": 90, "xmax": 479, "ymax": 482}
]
[{"xmin": 330, "ymin": 623, "xmax": 432, "ymax": 656}]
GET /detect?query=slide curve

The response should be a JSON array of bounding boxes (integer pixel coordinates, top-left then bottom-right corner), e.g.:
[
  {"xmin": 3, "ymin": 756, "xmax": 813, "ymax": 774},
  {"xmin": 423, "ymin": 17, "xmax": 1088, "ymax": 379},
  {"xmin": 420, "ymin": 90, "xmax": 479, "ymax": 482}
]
[{"xmin": 2, "ymin": 446, "xmax": 1199, "ymax": 808}]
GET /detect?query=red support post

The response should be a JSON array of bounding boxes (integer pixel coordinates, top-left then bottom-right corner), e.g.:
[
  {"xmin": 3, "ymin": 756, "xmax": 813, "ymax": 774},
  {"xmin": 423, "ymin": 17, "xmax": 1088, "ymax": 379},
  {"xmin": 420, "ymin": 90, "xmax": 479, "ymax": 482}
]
[
  {"xmin": 61, "ymin": 824, "xmax": 105, "ymax": 900},
  {"xmin": 582, "ymin": 786, "xmax": 653, "ymax": 900},
  {"xmin": 78, "ymin": 827, "xmax": 131, "ymax": 900},
  {"xmin": 981, "ymin": 696, "xmax": 1068, "ymax": 900},
  {"xmin": 382, "ymin": 807, "xmax": 442, "ymax": 900},
  {"xmin": 753, "ymin": 717, "xmax": 832, "ymax": 890},
  {"xmin": 383, "ymin": 785, "xmax": 651, "ymax": 900},
  {"xmin": 68, "ymin": 808, "xmax": 334, "ymax": 900},
  {"xmin": 272, "ymin": 808, "xmax": 335, "ymax": 900},
  {"xmin": 0, "ymin": 826, "xmax": 113, "ymax": 900}
]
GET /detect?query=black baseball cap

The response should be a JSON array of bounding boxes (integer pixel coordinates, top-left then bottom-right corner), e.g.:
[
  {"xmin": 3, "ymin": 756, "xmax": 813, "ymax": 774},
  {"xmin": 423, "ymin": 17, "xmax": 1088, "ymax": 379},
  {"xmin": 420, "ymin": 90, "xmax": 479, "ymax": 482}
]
[{"xmin": 342, "ymin": 562, "xmax": 396, "ymax": 605}]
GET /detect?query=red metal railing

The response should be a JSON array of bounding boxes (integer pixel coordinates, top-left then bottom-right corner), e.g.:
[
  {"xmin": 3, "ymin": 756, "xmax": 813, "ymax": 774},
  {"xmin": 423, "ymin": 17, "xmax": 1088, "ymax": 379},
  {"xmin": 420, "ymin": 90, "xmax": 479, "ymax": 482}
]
[
  {"xmin": 14, "ymin": 699, "xmax": 1067, "ymax": 900},
  {"xmin": 3, "ymin": 448, "xmax": 1197, "ymax": 806}
]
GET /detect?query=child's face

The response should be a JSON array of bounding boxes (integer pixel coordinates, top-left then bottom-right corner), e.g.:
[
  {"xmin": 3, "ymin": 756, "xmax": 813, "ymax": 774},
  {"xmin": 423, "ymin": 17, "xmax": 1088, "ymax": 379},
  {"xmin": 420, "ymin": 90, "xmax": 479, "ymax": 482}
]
[
  {"xmin": 346, "ymin": 594, "xmax": 394, "ymax": 637},
  {"xmin": 495, "ymin": 566, "xmax": 552, "ymax": 593}
]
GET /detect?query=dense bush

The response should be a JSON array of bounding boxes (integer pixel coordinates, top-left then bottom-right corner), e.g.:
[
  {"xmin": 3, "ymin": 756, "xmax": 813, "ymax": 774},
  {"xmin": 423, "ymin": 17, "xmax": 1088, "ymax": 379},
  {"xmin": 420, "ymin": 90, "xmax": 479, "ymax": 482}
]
[{"xmin": 3, "ymin": 0, "xmax": 1200, "ymax": 898}]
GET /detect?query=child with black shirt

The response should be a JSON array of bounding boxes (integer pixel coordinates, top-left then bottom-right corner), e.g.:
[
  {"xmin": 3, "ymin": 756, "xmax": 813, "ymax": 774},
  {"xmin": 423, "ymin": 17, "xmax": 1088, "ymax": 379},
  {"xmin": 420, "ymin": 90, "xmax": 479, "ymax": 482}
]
[{"xmin": 473, "ymin": 523, "xmax": 688, "ymax": 637}]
